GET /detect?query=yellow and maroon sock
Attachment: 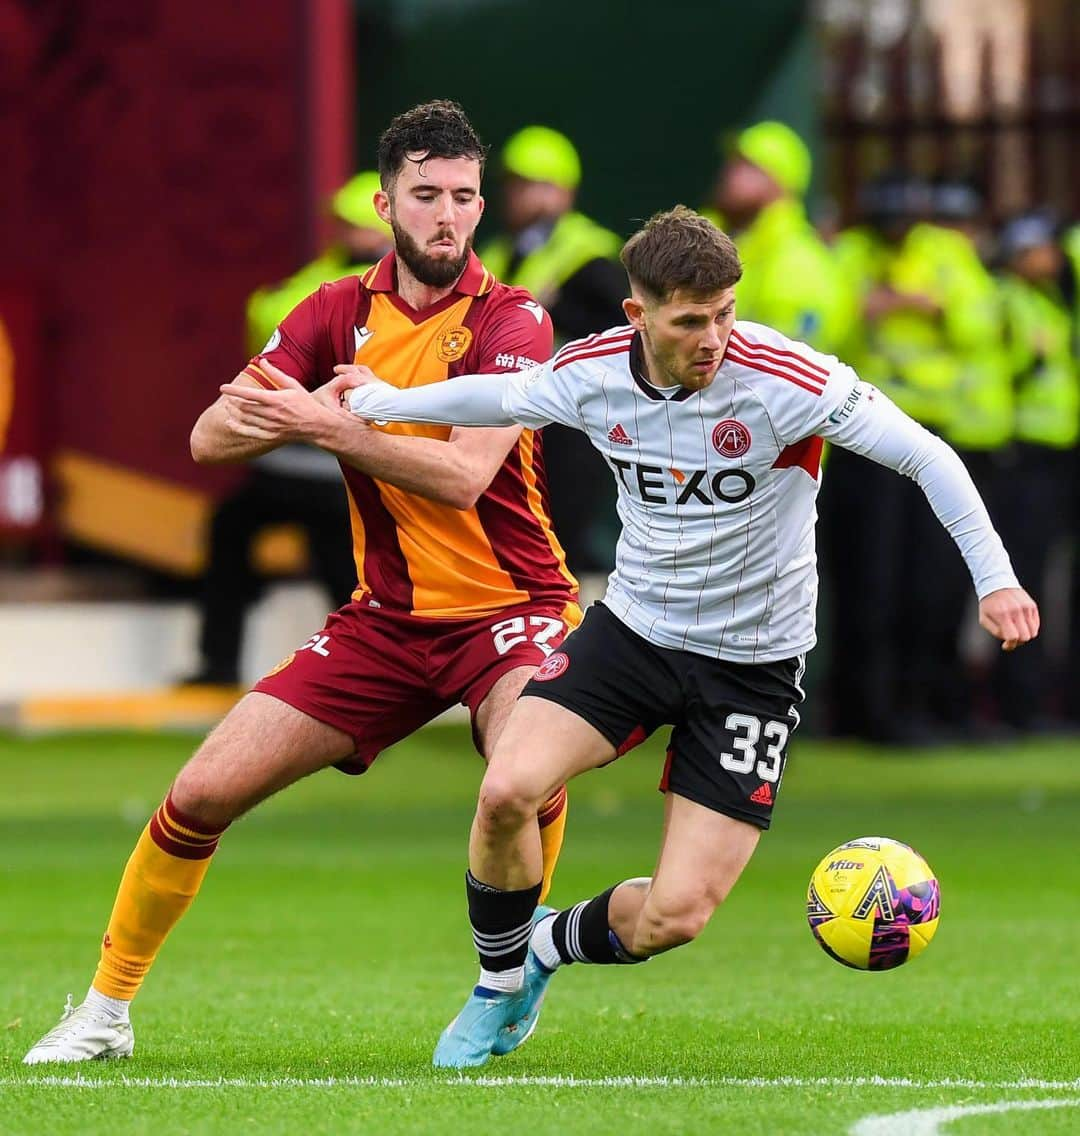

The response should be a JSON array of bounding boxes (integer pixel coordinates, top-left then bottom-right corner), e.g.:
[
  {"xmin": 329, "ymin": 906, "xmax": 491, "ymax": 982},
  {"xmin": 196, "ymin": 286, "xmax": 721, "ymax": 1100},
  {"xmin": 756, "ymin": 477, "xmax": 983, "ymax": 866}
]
[
  {"xmin": 92, "ymin": 791, "xmax": 227, "ymax": 1001},
  {"xmin": 537, "ymin": 785, "xmax": 568, "ymax": 904}
]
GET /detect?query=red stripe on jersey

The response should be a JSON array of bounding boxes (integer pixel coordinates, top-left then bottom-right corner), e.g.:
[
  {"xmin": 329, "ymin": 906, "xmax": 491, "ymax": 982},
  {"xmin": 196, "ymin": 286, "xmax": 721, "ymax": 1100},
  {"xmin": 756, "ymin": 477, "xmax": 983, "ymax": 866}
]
[
  {"xmin": 340, "ymin": 468, "xmax": 414, "ymax": 610},
  {"xmin": 728, "ymin": 330, "xmax": 828, "ymax": 383},
  {"xmin": 553, "ymin": 329, "xmax": 613, "ymax": 361},
  {"xmin": 729, "ymin": 328, "xmax": 829, "ymax": 376},
  {"xmin": 772, "ymin": 435, "xmax": 824, "ymax": 479},
  {"xmin": 473, "ymin": 433, "xmax": 574, "ymax": 602},
  {"xmin": 554, "ymin": 329, "xmax": 633, "ymax": 365},
  {"xmin": 553, "ymin": 340, "xmax": 634, "ymax": 373},
  {"xmin": 725, "ymin": 348, "xmax": 825, "ymax": 396}
]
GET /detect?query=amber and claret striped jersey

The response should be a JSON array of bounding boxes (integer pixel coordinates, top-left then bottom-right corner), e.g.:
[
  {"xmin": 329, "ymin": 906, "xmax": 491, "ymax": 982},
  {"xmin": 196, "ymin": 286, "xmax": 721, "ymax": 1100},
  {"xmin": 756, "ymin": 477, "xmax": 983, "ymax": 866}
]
[{"xmin": 243, "ymin": 251, "xmax": 577, "ymax": 618}]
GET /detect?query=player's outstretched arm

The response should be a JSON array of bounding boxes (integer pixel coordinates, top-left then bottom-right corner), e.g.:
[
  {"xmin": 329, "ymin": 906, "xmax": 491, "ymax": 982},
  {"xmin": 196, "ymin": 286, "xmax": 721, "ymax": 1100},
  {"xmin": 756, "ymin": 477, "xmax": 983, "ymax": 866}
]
[
  {"xmin": 822, "ymin": 382, "xmax": 1039, "ymax": 650},
  {"xmin": 342, "ymin": 364, "xmax": 520, "ymax": 428},
  {"xmin": 220, "ymin": 361, "xmax": 529, "ymax": 511}
]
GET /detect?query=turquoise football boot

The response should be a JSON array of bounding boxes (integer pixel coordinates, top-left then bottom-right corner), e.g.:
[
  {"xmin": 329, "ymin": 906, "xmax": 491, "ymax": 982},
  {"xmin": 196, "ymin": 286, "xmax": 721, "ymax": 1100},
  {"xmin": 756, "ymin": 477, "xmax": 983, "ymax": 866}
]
[
  {"xmin": 491, "ymin": 905, "xmax": 558, "ymax": 1056},
  {"xmin": 432, "ymin": 985, "xmax": 525, "ymax": 1069}
]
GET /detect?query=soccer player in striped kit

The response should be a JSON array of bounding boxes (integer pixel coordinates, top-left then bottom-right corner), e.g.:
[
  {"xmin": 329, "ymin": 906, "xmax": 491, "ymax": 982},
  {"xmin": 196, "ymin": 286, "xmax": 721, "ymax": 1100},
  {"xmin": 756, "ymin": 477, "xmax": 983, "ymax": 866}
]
[
  {"xmin": 341, "ymin": 205, "xmax": 1039, "ymax": 1067},
  {"xmin": 24, "ymin": 101, "xmax": 580, "ymax": 1065}
]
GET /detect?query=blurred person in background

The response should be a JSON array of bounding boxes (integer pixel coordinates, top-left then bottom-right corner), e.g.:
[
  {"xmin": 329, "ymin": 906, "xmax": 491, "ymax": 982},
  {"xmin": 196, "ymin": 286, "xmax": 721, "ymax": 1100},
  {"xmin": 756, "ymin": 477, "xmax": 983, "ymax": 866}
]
[
  {"xmin": 819, "ymin": 170, "xmax": 933, "ymax": 743},
  {"xmin": 182, "ymin": 172, "xmax": 393, "ymax": 687},
  {"xmin": 993, "ymin": 210, "xmax": 1078, "ymax": 731},
  {"xmin": 821, "ymin": 174, "xmax": 1009, "ymax": 742},
  {"xmin": 479, "ymin": 126, "xmax": 625, "ymax": 574},
  {"xmin": 913, "ymin": 177, "xmax": 1013, "ymax": 734},
  {"xmin": 706, "ymin": 120, "xmax": 855, "ymax": 357},
  {"xmin": 1062, "ymin": 222, "xmax": 1080, "ymax": 728},
  {"xmin": 245, "ymin": 171, "xmax": 395, "ymax": 353}
]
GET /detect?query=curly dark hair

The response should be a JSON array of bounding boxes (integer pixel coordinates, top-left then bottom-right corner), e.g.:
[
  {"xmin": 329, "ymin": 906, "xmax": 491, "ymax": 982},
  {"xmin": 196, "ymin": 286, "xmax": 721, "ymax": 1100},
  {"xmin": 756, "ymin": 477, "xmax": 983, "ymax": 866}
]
[
  {"xmin": 377, "ymin": 100, "xmax": 487, "ymax": 191},
  {"xmin": 621, "ymin": 206, "xmax": 742, "ymax": 302}
]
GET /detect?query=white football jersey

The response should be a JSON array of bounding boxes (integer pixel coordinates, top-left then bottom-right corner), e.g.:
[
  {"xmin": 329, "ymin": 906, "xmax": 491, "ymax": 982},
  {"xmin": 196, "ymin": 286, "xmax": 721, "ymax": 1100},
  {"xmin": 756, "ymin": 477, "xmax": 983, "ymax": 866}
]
[{"xmin": 500, "ymin": 322, "xmax": 1016, "ymax": 663}]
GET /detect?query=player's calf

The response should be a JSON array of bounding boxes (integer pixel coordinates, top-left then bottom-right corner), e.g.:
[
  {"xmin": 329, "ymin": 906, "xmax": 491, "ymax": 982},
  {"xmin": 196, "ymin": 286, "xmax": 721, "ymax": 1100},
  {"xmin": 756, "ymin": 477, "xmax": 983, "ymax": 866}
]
[
  {"xmin": 624, "ymin": 891, "xmax": 716, "ymax": 956},
  {"xmin": 531, "ymin": 883, "xmax": 651, "ymax": 969}
]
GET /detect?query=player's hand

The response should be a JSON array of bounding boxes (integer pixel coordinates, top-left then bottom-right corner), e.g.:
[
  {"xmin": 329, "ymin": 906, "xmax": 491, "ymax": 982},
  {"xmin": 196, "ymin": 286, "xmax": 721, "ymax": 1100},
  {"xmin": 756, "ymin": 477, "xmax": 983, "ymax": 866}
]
[
  {"xmin": 322, "ymin": 364, "xmax": 382, "ymax": 414},
  {"xmin": 219, "ymin": 361, "xmax": 334, "ymax": 444},
  {"xmin": 978, "ymin": 587, "xmax": 1040, "ymax": 652},
  {"xmin": 333, "ymin": 364, "xmax": 394, "ymax": 418}
]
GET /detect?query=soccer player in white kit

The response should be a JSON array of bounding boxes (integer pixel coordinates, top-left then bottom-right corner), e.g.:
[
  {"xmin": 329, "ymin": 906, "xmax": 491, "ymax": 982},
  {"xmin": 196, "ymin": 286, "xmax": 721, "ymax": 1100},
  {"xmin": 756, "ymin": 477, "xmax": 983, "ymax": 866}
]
[{"xmin": 340, "ymin": 207, "xmax": 1039, "ymax": 1067}]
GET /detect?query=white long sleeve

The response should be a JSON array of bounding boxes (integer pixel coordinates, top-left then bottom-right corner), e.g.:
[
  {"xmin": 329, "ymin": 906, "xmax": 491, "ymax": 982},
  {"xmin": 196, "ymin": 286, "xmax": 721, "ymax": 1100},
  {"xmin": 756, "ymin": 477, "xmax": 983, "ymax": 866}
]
[
  {"xmin": 821, "ymin": 385, "xmax": 1018, "ymax": 599},
  {"xmin": 348, "ymin": 373, "xmax": 518, "ymax": 427}
]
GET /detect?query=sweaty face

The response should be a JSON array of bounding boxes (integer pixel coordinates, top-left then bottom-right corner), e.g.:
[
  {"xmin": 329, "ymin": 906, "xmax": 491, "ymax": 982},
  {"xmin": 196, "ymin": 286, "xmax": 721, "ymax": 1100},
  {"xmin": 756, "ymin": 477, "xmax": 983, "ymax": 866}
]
[
  {"xmin": 638, "ymin": 287, "xmax": 737, "ymax": 392},
  {"xmin": 386, "ymin": 155, "xmax": 484, "ymax": 287}
]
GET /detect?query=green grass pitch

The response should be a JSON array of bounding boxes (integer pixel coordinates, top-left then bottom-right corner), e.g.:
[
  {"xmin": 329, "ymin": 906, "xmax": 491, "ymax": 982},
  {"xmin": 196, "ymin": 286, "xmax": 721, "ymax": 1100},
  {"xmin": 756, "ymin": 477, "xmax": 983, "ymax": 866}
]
[{"xmin": 2, "ymin": 726, "xmax": 1079, "ymax": 1134}]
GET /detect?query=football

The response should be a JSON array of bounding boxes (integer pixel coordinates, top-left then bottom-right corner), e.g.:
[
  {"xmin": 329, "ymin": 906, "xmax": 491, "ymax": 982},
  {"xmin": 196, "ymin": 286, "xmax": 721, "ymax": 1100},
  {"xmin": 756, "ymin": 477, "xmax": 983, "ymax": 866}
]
[{"xmin": 806, "ymin": 836, "xmax": 940, "ymax": 970}]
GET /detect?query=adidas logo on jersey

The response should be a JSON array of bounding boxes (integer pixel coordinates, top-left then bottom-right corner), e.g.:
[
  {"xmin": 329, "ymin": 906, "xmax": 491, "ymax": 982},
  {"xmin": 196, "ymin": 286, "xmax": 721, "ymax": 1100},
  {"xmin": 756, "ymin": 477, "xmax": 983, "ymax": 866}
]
[
  {"xmin": 749, "ymin": 783, "xmax": 773, "ymax": 806},
  {"xmin": 607, "ymin": 423, "xmax": 634, "ymax": 446}
]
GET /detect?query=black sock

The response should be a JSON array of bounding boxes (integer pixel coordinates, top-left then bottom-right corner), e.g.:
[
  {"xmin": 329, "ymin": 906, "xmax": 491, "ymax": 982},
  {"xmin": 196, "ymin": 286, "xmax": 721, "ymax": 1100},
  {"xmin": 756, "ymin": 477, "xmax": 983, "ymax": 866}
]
[
  {"xmin": 466, "ymin": 870, "xmax": 542, "ymax": 975},
  {"xmin": 550, "ymin": 884, "xmax": 648, "ymax": 965}
]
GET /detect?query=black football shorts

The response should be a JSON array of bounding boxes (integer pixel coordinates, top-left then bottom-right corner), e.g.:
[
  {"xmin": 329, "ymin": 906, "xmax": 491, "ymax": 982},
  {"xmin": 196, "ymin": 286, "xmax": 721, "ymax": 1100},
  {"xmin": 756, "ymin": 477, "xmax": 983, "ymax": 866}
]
[{"xmin": 522, "ymin": 602, "xmax": 805, "ymax": 829}]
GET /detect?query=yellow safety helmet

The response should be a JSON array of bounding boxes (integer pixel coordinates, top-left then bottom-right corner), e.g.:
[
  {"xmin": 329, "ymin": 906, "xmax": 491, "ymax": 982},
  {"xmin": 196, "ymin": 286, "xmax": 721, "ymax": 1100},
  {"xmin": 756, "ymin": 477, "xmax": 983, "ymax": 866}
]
[
  {"xmin": 501, "ymin": 126, "xmax": 581, "ymax": 190},
  {"xmin": 331, "ymin": 171, "xmax": 391, "ymax": 232},
  {"xmin": 734, "ymin": 121, "xmax": 811, "ymax": 197}
]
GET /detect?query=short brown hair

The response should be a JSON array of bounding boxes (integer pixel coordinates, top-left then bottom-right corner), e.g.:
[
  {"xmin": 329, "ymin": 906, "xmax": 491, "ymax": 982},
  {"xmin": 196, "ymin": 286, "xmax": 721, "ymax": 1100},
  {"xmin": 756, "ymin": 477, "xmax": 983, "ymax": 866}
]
[
  {"xmin": 377, "ymin": 100, "xmax": 487, "ymax": 190},
  {"xmin": 620, "ymin": 206, "xmax": 742, "ymax": 302}
]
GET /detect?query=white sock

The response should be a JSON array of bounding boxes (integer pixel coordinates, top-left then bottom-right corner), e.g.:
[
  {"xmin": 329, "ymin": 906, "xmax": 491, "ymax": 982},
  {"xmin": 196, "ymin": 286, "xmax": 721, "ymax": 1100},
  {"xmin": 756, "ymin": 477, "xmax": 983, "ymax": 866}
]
[
  {"xmin": 530, "ymin": 912, "xmax": 562, "ymax": 972},
  {"xmin": 478, "ymin": 965, "xmax": 524, "ymax": 994},
  {"xmin": 479, "ymin": 967, "xmax": 524, "ymax": 995},
  {"xmin": 85, "ymin": 986, "xmax": 131, "ymax": 1022}
]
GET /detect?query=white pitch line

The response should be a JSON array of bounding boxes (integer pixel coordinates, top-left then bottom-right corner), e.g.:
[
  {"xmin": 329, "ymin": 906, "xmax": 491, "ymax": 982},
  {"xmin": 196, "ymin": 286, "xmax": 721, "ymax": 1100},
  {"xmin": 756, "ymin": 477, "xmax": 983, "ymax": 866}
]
[
  {"xmin": 5, "ymin": 1075, "xmax": 1080, "ymax": 1091},
  {"xmin": 852, "ymin": 1097, "xmax": 1080, "ymax": 1136}
]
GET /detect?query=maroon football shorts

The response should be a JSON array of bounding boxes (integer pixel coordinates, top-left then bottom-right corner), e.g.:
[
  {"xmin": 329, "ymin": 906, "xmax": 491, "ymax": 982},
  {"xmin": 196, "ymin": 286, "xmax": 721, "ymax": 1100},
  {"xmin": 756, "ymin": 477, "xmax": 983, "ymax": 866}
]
[{"xmin": 252, "ymin": 594, "xmax": 582, "ymax": 773}]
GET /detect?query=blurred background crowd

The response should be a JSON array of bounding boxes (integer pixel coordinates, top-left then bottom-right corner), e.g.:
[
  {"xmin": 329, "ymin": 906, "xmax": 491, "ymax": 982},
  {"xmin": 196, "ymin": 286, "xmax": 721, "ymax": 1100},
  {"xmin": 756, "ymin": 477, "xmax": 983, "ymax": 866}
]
[{"xmin": 1, "ymin": 0, "xmax": 1077, "ymax": 744}]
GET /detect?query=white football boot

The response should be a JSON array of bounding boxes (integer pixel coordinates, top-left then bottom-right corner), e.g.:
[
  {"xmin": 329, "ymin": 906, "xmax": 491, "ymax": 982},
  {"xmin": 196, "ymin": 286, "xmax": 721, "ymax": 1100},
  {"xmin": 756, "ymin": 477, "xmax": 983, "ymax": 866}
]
[{"xmin": 23, "ymin": 995, "xmax": 134, "ymax": 1064}]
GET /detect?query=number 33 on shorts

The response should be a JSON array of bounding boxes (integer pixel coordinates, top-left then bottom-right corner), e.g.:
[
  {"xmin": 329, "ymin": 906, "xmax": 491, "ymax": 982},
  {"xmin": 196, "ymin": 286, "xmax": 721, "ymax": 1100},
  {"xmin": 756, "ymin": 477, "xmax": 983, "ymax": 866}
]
[{"xmin": 719, "ymin": 712, "xmax": 790, "ymax": 783}]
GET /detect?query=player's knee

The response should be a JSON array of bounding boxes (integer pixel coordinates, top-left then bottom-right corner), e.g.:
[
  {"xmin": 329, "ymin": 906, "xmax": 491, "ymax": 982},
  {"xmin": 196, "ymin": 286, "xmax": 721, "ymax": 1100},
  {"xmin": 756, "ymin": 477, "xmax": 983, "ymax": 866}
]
[
  {"xmin": 169, "ymin": 757, "xmax": 240, "ymax": 830},
  {"xmin": 171, "ymin": 740, "xmax": 245, "ymax": 831},
  {"xmin": 476, "ymin": 769, "xmax": 540, "ymax": 835}
]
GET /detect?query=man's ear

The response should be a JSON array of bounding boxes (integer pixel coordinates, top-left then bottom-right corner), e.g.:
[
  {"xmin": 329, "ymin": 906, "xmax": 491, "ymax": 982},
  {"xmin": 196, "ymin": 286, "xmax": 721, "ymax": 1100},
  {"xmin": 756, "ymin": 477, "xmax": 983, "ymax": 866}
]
[
  {"xmin": 375, "ymin": 189, "xmax": 392, "ymax": 226},
  {"xmin": 622, "ymin": 294, "xmax": 647, "ymax": 331}
]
